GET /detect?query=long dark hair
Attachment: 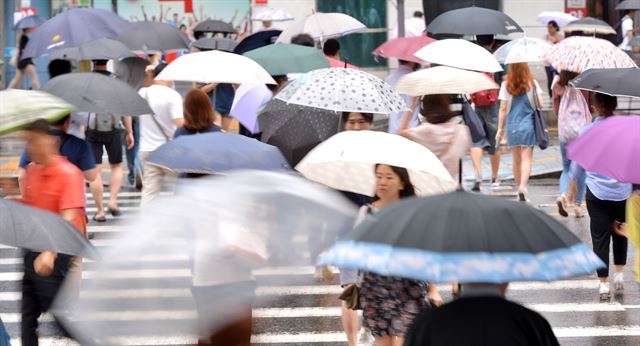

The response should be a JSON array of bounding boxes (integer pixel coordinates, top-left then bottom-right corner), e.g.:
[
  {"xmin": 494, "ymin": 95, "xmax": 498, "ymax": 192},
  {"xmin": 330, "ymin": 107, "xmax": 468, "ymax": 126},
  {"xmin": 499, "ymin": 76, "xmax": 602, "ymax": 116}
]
[
  {"xmin": 372, "ymin": 164, "xmax": 416, "ymax": 202},
  {"xmin": 593, "ymin": 93, "xmax": 617, "ymax": 117},
  {"xmin": 558, "ymin": 70, "xmax": 579, "ymax": 87},
  {"xmin": 421, "ymin": 94, "xmax": 454, "ymax": 124}
]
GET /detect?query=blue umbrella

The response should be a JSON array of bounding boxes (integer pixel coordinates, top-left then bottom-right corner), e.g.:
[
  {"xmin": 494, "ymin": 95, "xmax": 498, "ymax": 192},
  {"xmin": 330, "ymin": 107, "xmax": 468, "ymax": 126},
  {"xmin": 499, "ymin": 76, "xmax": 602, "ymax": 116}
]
[
  {"xmin": 22, "ymin": 8, "xmax": 133, "ymax": 59},
  {"xmin": 14, "ymin": 14, "xmax": 47, "ymax": 30},
  {"xmin": 147, "ymin": 132, "xmax": 290, "ymax": 174},
  {"xmin": 234, "ymin": 29, "xmax": 282, "ymax": 54}
]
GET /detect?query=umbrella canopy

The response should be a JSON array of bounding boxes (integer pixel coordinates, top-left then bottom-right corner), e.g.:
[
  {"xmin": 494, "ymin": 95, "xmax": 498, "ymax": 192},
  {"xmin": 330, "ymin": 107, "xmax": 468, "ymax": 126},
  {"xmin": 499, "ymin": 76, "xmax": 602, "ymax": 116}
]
[
  {"xmin": 48, "ymin": 38, "xmax": 135, "ymax": 61},
  {"xmin": 193, "ymin": 19, "xmax": 234, "ymax": 34},
  {"xmin": 156, "ymin": 50, "xmax": 276, "ymax": 85},
  {"xmin": 493, "ymin": 37, "xmax": 553, "ymax": 64},
  {"xmin": 395, "ymin": 66, "xmax": 499, "ymax": 96},
  {"xmin": 616, "ymin": 0, "xmax": 640, "ymax": 10},
  {"xmin": 42, "ymin": 73, "xmax": 152, "ymax": 116},
  {"xmin": 116, "ymin": 21, "xmax": 190, "ymax": 53},
  {"xmin": 1, "ymin": 199, "xmax": 99, "ymax": 259},
  {"xmin": 233, "ymin": 30, "xmax": 282, "ymax": 54},
  {"xmin": 147, "ymin": 132, "xmax": 290, "ymax": 174},
  {"xmin": 192, "ymin": 37, "xmax": 237, "ymax": 52},
  {"xmin": 296, "ymin": 130, "xmax": 456, "ymax": 197},
  {"xmin": 275, "ymin": 68, "xmax": 407, "ymax": 114},
  {"xmin": 536, "ymin": 11, "xmax": 578, "ymax": 27},
  {"xmin": 258, "ymin": 99, "xmax": 339, "ymax": 166},
  {"xmin": 243, "ymin": 43, "xmax": 330, "ymax": 76},
  {"xmin": 230, "ymin": 83, "xmax": 273, "ymax": 133},
  {"xmin": 372, "ymin": 35, "xmax": 435, "ymax": 64},
  {"xmin": 414, "ymin": 39, "xmax": 503, "ymax": 73},
  {"xmin": 544, "ymin": 36, "xmax": 637, "ymax": 73},
  {"xmin": 251, "ymin": 7, "xmax": 294, "ymax": 21},
  {"xmin": 567, "ymin": 116, "xmax": 640, "ymax": 184},
  {"xmin": 276, "ymin": 12, "xmax": 367, "ymax": 43},
  {"xmin": 563, "ymin": 17, "xmax": 616, "ymax": 35},
  {"xmin": 427, "ymin": 7, "xmax": 523, "ymax": 36},
  {"xmin": 0, "ymin": 89, "xmax": 75, "ymax": 135},
  {"xmin": 14, "ymin": 14, "xmax": 47, "ymax": 30},
  {"xmin": 319, "ymin": 189, "xmax": 604, "ymax": 283},
  {"xmin": 22, "ymin": 8, "xmax": 132, "ymax": 59},
  {"xmin": 570, "ymin": 68, "xmax": 640, "ymax": 98}
]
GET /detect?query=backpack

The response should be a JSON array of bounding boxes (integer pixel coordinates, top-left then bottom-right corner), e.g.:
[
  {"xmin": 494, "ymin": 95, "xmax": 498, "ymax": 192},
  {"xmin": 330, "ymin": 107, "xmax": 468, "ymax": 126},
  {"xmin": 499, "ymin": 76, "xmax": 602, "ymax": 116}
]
[
  {"xmin": 558, "ymin": 86, "xmax": 592, "ymax": 142},
  {"xmin": 87, "ymin": 113, "xmax": 119, "ymax": 132},
  {"xmin": 613, "ymin": 16, "xmax": 626, "ymax": 46},
  {"xmin": 471, "ymin": 72, "xmax": 499, "ymax": 107}
]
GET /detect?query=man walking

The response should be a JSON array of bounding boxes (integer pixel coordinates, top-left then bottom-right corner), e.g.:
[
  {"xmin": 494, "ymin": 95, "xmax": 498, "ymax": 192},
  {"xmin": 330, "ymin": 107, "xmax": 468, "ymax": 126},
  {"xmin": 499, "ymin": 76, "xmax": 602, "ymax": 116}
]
[{"xmin": 619, "ymin": 10, "xmax": 637, "ymax": 58}]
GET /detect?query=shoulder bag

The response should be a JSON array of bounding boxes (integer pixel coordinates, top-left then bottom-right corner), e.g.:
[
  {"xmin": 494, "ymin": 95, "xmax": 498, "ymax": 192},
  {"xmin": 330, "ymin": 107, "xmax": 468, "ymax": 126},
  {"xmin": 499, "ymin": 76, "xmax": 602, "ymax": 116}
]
[
  {"xmin": 461, "ymin": 96, "xmax": 487, "ymax": 143},
  {"xmin": 531, "ymin": 83, "xmax": 550, "ymax": 150}
]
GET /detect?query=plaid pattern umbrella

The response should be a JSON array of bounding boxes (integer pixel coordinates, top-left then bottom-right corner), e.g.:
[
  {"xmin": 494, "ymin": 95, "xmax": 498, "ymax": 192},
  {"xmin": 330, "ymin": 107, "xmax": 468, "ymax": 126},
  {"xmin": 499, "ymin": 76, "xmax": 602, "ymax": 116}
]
[
  {"xmin": 545, "ymin": 36, "xmax": 637, "ymax": 73},
  {"xmin": 0, "ymin": 89, "xmax": 74, "ymax": 135}
]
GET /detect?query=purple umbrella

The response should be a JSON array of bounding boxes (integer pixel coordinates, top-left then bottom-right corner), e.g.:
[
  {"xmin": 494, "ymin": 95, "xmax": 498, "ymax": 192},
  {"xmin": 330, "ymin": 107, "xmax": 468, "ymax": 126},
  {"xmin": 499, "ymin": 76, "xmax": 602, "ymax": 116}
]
[
  {"xmin": 567, "ymin": 115, "xmax": 640, "ymax": 184},
  {"xmin": 230, "ymin": 83, "xmax": 272, "ymax": 133}
]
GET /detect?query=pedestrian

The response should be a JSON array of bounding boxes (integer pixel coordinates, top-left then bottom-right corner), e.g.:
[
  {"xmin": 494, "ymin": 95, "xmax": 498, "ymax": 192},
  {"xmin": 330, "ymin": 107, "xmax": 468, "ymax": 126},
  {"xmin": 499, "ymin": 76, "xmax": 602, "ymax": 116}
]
[
  {"xmin": 359, "ymin": 164, "xmax": 442, "ymax": 346},
  {"xmin": 20, "ymin": 120, "xmax": 86, "ymax": 346},
  {"xmin": 174, "ymin": 88, "xmax": 223, "ymax": 138},
  {"xmin": 543, "ymin": 20, "xmax": 563, "ymax": 95},
  {"xmin": 570, "ymin": 94, "xmax": 632, "ymax": 299},
  {"xmin": 495, "ymin": 62, "xmax": 544, "ymax": 202},
  {"xmin": 399, "ymin": 95, "xmax": 471, "ymax": 183},
  {"xmin": 8, "ymin": 27, "xmax": 40, "ymax": 90},
  {"xmin": 138, "ymin": 63, "xmax": 184, "ymax": 205},
  {"xmin": 386, "ymin": 60, "xmax": 421, "ymax": 135},
  {"xmin": 618, "ymin": 10, "xmax": 637, "ymax": 58},
  {"xmin": 290, "ymin": 33, "xmax": 315, "ymax": 47},
  {"xmin": 323, "ymin": 38, "xmax": 341, "ymax": 59},
  {"xmin": 404, "ymin": 283, "xmax": 559, "ymax": 346},
  {"xmin": 214, "ymin": 83, "xmax": 236, "ymax": 132}
]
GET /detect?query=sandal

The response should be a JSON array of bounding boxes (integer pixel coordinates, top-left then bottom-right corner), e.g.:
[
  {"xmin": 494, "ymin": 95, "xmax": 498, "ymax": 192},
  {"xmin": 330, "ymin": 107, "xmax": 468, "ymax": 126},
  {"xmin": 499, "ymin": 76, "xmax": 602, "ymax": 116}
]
[
  {"xmin": 108, "ymin": 207, "xmax": 122, "ymax": 217},
  {"xmin": 92, "ymin": 214, "xmax": 106, "ymax": 223}
]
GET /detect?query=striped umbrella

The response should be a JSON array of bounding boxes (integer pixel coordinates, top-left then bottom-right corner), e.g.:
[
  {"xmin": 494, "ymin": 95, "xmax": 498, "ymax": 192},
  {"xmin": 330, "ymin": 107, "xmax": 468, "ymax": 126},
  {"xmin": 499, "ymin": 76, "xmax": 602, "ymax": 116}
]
[
  {"xmin": 544, "ymin": 36, "xmax": 637, "ymax": 73},
  {"xmin": 0, "ymin": 89, "xmax": 74, "ymax": 135}
]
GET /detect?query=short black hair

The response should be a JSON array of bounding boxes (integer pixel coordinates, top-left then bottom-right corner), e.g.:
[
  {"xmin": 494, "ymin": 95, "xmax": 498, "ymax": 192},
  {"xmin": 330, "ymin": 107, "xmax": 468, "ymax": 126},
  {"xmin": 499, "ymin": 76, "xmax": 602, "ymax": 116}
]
[
  {"xmin": 341, "ymin": 112, "xmax": 374, "ymax": 124},
  {"xmin": 179, "ymin": 24, "xmax": 187, "ymax": 30},
  {"xmin": 548, "ymin": 20, "xmax": 560, "ymax": 31},
  {"xmin": 48, "ymin": 59, "xmax": 72, "ymax": 79},
  {"xmin": 93, "ymin": 59, "xmax": 109, "ymax": 66},
  {"xmin": 291, "ymin": 33, "xmax": 315, "ymax": 47},
  {"xmin": 26, "ymin": 119, "xmax": 53, "ymax": 135},
  {"xmin": 475, "ymin": 34, "xmax": 494, "ymax": 47},
  {"xmin": 414, "ymin": 11, "xmax": 423, "ymax": 18},
  {"xmin": 593, "ymin": 93, "xmax": 618, "ymax": 116},
  {"xmin": 52, "ymin": 114, "xmax": 71, "ymax": 127},
  {"xmin": 323, "ymin": 39, "xmax": 340, "ymax": 56},
  {"xmin": 153, "ymin": 63, "xmax": 168, "ymax": 78}
]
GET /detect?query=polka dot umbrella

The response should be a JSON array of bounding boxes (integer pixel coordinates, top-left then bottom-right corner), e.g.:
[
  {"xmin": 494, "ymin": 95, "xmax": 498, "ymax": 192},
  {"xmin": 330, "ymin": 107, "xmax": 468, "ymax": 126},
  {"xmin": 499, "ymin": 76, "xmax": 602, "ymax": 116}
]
[{"xmin": 544, "ymin": 36, "xmax": 637, "ymax": 73}]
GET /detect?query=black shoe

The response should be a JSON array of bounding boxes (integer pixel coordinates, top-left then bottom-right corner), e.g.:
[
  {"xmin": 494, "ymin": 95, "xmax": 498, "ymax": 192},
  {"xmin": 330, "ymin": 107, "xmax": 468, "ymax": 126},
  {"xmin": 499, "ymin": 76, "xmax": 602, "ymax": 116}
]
[
  {"xmin": 134, "ymin": 171, "xmax": 143, "ymax": 191},
  {"xmin": 518, "ymin": 191, "xmax": 527, "ymax": 202},
  {"xmin": 87, "ymin": 232, "xmax": 95, "ymax": 240},
  {"xmin": 471, "ymin": 181, "xmax": 481, "ymax": 192}
]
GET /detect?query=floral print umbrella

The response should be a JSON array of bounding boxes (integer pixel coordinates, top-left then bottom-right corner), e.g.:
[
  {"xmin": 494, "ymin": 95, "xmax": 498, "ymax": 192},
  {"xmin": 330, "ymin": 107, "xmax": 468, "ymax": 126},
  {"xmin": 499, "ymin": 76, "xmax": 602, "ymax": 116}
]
[{"xmin": 545, "ymin": 36, "xmax": 637, "ymax": 73}]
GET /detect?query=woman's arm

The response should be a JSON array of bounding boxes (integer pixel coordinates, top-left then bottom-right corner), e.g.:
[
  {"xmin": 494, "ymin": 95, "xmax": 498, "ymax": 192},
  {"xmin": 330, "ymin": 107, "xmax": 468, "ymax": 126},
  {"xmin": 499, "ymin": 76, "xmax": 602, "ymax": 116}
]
[
  {"xmin": 398, "ymin": 97, "xmax": 419, "ymax": 138},
  {"xmin": 495, "ymin": 100, "xmax": 508, "ymax": 143}
]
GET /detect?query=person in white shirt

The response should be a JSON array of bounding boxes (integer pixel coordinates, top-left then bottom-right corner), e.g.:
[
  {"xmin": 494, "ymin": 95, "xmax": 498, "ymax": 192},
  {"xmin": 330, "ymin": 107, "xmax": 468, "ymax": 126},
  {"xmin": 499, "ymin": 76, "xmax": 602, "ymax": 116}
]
[
  {"xmin": 619, "ymin": 10, "xmax": 637, "ymax": 56},
  {"xmin": 386, "ymin": 60, "xmax": 421, "ymax": 134},
  {"xmin": 138, "ymin": 63, "xmax": 184, "ymax": 205}
]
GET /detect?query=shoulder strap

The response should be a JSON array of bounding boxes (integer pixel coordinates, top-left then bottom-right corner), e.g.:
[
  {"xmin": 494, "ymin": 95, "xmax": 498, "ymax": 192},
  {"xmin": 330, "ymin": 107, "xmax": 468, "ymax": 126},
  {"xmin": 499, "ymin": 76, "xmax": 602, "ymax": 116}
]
[{"xmin": 531, "ymin": 82, "xmax": 542, "ymax": 109}]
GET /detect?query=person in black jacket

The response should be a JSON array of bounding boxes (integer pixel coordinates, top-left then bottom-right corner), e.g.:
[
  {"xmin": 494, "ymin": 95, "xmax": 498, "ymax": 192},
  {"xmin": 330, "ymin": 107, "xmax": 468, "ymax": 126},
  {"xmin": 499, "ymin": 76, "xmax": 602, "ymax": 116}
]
[{"xmin": 8, "ymin": 28, "xmax": 40, "ymax": 89}]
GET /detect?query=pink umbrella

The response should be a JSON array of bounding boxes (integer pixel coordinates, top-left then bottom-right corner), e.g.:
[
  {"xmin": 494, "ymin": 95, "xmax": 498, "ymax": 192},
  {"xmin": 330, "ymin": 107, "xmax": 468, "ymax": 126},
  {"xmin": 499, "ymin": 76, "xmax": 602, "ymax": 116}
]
[
  {"xmin": 567, "ymin": 115, "xmax": 640, "ymax": 184},
  {"xmin": 326, "ymin": 56, "xmax": 362, "ymax": 70},
  {"xmin": 372, "ymin": 35, "xmax": 436, "ymax": 63}
]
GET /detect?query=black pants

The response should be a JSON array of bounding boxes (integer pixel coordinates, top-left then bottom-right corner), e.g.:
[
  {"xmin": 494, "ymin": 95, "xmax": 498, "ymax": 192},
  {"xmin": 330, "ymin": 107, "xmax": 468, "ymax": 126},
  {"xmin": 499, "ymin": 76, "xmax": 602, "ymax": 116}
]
[{"xmin": 585, "ymin": 188, "xmax": 627, "ymax": 278}]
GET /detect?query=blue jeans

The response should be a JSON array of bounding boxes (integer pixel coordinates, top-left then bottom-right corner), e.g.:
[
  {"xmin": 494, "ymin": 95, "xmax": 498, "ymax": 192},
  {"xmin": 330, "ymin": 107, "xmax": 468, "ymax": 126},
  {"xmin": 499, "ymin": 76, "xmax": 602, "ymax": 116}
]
[
  {"xmin": 560, "ymin": 141, "xmax": 586, "ymax": 204},
  {"xmin": 126, "ymin": 117, "xmax": 141, "ymax": 184}
]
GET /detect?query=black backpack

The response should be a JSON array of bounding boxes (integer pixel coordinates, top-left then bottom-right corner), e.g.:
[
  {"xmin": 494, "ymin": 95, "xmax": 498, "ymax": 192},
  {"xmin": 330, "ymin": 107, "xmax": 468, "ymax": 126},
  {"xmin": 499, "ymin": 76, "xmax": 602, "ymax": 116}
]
[{"xmin": 613, "ymin": 17, "xmax": 626, "ymax": 46}]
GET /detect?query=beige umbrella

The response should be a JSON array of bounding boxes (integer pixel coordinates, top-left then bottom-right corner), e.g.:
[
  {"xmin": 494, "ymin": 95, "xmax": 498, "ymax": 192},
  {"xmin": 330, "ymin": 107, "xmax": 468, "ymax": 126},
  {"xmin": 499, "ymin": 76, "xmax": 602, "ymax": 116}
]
[
  {"xmin": 395, "ymin": 66, "xmax": 499, "ymax": 97},
  {"xmin": 563, "ymin": 17, "xmax": 616, "ymax": 35}
]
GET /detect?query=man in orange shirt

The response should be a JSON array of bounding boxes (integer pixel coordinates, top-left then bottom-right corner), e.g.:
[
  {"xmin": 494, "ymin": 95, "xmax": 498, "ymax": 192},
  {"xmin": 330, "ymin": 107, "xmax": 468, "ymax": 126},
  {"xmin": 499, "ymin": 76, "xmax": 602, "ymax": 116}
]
[{"xmin": 20, "ymin": 120, "xmax": 86, "ymax": 346}]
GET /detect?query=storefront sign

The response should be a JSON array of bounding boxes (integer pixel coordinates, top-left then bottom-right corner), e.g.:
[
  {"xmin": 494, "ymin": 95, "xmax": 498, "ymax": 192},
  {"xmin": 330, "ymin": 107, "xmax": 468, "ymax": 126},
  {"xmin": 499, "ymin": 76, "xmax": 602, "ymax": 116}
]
[{"xmin": 566, "ymin": 0, "xmax": 587, "ymax": 18}]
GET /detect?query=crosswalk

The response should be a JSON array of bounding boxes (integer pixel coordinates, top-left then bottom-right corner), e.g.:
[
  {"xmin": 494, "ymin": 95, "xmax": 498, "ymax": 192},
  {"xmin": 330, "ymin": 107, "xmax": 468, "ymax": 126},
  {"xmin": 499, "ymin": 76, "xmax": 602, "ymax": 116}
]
[{"xmin": 2, "ymin": 187, "xmax": 640, "ymax": 345}]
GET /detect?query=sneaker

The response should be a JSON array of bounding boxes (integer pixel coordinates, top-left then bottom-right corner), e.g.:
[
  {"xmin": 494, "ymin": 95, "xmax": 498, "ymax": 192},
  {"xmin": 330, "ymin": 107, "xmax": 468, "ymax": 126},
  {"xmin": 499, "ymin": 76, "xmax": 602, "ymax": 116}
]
[
  {"xmin": 134, "ymin": 171, "xmax": 143, "ymax": 191},
  {"xmin": 613, "ymin": 272, "xmax": 624, "ymax": 292},
  {"xmin": 490, "ymin": 178, "xmax": 500, "ymax": 189},
  {"xmin": 556, "ymin": 196, "xmax": 569, "ymax": 217},
  {"xmin": 599, "ymin": 282, "xmax": 610, "ymax": 300},
  {"xmin": 471, "ymin": 181, "xmax": 481, "ymax": 192}
]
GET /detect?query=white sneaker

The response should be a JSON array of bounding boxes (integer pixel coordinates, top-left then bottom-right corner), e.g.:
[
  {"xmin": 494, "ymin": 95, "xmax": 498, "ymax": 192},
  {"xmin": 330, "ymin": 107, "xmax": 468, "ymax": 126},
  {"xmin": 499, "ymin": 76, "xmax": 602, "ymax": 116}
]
[
  {"xmin": 599, "ymin": 282, "xmax": 610, "ymax": 300},
  {"xmin": 613, "ymin": 272, "xmax": 624, "ymax": 292},
  {"xmin": 491, "ymin": 178, "xmax": 501, "ymax": 189}
]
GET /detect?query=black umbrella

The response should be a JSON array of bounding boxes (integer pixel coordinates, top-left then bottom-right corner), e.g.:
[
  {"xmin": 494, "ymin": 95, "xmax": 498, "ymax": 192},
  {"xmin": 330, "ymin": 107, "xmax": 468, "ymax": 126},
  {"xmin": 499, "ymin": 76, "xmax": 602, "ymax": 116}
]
[
  {"xmin": 259, "ymin": 99, "xmax": 339, "ymax": 166},
  {"xmin": 427, "ymin": 7, "xmax": 523, "ymax": 36},
  {"xmin": 192, "ymin": 37, "xmax": 237, "ymax": 52},
  {"xmin": 48, "ymin": 38, "xmax": 135, "ymax": 61},
  {"xmin": 116, "ymin": 22, "xmax": 190, "ymax": 53},
  {"xmin": 616, "ymin": 0, "xmax": 640, "ymax": 10},
  {"xmin": 1, "ymin": 199, "xmax": 99, "ymax": 259},
  {"xmin": 234, "ymin": 30, "xmax": 282, "ymax": 54},
  {"xmin": 193, "ymin": 19, "xmax": 234, "ymax": 34},
  {"xmin": 571, "ymin": 68, "xmax": 640, "ymax": 98},
  {"xmin": 42, "ymin": 72, "xmax": 152, "ymax": 116}
]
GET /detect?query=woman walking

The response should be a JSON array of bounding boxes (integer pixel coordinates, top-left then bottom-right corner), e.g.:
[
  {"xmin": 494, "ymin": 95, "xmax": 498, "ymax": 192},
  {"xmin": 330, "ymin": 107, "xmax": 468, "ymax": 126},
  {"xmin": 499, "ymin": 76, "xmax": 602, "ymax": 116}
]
[
  {"xmin": 8, "ymin": 28, "xmax": 40, "ymax": 89},
  {"xmin": 495, "ymin": 63, "xmax": 544, "ymax": 202},
  {"xmin": 543, "ymin": 20, "xmax": 563, "ymax": 95},
  {"xmin": 174, "ymin": 88, "xmax": 222, "ymax": 138}
]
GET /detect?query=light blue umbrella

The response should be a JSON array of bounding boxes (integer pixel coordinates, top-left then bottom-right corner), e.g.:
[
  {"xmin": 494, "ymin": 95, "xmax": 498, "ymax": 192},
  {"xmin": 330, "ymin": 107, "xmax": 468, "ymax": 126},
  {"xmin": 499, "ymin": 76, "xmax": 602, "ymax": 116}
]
[{"xmin": 14, "ymin": 14, "xmax": 47, "ymax": 30}]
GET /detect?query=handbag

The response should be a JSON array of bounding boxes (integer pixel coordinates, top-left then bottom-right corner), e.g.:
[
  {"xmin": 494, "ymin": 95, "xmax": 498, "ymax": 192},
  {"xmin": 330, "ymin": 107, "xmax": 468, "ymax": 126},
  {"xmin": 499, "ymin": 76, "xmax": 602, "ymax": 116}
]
[
  {"xmin": 461, "ymin": 97, "xmax": 487, "ymax": 143},
  {"xmin": 339, "ymin": 284, "xmax": 361, "ymax": 310},
  {"xmin": 531, "ymin": 84, "xmax": 550, "ymax": 150}
]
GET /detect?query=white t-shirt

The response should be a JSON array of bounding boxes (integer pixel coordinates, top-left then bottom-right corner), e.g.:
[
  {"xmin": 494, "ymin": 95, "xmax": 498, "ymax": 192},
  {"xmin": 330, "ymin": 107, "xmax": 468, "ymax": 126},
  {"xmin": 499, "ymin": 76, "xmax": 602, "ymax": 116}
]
[
  {"xmin": 619, "ymin": 16, "xmax": 634, "ymax": 51},
  {"xmin": 498, "ymin": 80, "xmax": 544, "ymax": 111},
  {"xmin": 138, "ymin": 85, "xmax": 184, "ymax": 152}
]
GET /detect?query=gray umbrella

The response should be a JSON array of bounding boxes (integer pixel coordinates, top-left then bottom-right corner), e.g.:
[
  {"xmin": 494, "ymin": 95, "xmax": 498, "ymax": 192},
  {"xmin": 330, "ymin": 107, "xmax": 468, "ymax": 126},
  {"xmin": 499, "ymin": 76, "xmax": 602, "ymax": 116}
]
[
  {"xmin": 427, "ymin": 7, "xmax": 523, "ymax": 36},
  {"xmin": 564, "ymin": 17, "xmax": 616, "ymax": 35},
  {"xmin": 48, "ymin": 38, "xmax": 135, "ymax": 61},
  {"xmin": 116, "ymin": 22, "xmax": 190, "ymax": 53},
  {"xmin": 42, "ymin": 72, "xmax": 152, "ymax": 116},
  {"xmin": 616, "ymin": 0, "xmax": 640, "ymax": 10},
  {"xmin": 192, "ymin": 37, "xmax": 237, "ymax": 52},
  {"xmin": 194, "ymin": 19, "xmax": 235, "ymax": 34},
  {"xmin": 570, "ymin": 68, "xmax": 640, "ymax": 98},
  {"xmin": 1, "ymin": 199, "xmax": 99, "ymax": 259}
]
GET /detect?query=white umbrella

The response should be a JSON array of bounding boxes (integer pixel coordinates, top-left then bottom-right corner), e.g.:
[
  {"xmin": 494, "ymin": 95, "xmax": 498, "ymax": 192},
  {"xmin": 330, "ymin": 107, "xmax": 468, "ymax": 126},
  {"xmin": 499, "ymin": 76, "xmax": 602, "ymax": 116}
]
[
  {"xmin": 156, "ymin": 50, "xmax": 276, "ymax": 85},
  {"xmin": 414, "ymin": 39, "xmax": 503, "ymax": 73},
  {"xmin": 536, "ymin": 11, "xmax": 578, "ymax": 27},
  {"xmin": 296, "ymin": 130, "xmax": 456, "ymax": 197},
  {"xmin": 276, "ymin": 12, "xmax": 367, "ymax": 43},
  {"xmin": 493, "ymin": 37, "xmax": 554, "ymax": 64},
  {"xmin": 395, "ymin": 66, "xmax": 499, "ymax": 96},
  {"xmin": 251, "ymin": 7, "xmax": 294, "ymax": 22}
]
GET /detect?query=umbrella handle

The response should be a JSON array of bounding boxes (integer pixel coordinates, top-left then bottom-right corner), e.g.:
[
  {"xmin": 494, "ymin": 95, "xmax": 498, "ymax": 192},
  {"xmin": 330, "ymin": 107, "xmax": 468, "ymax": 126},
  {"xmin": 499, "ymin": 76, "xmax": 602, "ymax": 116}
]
[{"xmin": 458, "ymin": 159, "xmax": 463, "ymax": 188}]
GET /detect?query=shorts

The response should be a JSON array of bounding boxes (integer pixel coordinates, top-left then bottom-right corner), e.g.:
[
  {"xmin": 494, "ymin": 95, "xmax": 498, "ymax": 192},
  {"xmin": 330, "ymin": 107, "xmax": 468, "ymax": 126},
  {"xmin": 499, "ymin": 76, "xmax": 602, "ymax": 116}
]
[
  {"xmin": 17, "ymin": 58, "xmax": 34, "ymax": 70},
  {"xmin": 471, "ymin": 102, "xmax": 500, "ymax": 155},
  {"xmin": 86, "ymin": 129, "xmax": 123, "ymax": 164}
]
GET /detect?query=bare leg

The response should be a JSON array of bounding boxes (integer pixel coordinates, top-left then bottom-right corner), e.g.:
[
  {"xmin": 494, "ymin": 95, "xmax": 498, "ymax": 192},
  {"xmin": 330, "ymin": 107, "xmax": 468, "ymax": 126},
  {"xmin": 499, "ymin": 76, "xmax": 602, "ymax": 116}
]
[
  {"xmin": 341, "ymin": 302, "xmax": 359, "ymax": 346},
  {"xmin": 8, "ymin": 69, "xmax": 25, "ymax": 89},
  {"xmin": 511, "ymin": 147, "xmax": 522, "ymax": 188},
  {"xmin": 392, "ymin": 336, "xmax": 405, "ymax": 346},
  {"xmin": 519, "ymin": 147, "xmax": 534, "ymax": 192},
  {"xmin": 490, "ymin": 151, "xmax": 501, "ymax": 181},
  {"xmin": 24, "ymin": 65, "xmax": 40, "ymax": 89},
  {"xmin": 375, "ymin": 336, "xmax": 393, "ymax": 346},
  {"xmin": 221, "ymin": 116, "xmax": 233, "ymax": 132},
  {"xmin": 108, "ymin": 163, "xmax": 123, "ymax": 210},
  {"xmin": 470, "ymin": 147, "xmax": 484, "ymax": 181},
  {"xmin": 90, "ymin": 166, "xmax": 106, "ymax": 219}
]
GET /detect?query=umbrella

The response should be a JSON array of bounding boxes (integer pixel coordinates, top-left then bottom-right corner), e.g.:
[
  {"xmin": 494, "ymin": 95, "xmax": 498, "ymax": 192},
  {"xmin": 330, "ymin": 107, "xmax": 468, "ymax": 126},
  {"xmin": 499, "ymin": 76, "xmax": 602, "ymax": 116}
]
[
  {"xmin": 22, "ymin": 8, "xmax": 133, "ymax": 59},
  {"xmin": 116, "ymin": 22, "xmax": 190, "ymax": 53},
  {"xmin": 276, "ymin": 12, "xmax": 367, "ymax": 43},
  {"xmin": 372, "ymin": 35, "xmax": 435, "ymax": 64},
  {"xmin": 147, "ymin": 132, "xmax": 290, "ymax": 174},
  {"xmin": 258, "ymin": 99, "xmax": 339, "ymax": 166},
  {"xmin": 570, "ymin": 68, "xmax": 640, "ymax": 98},
  {"xmin": 395, "ymin": 66, "xmax": 499, "ymax": 97},
  {"xmin": 48, "ymin": 38, "xmax": 135, "ymax": 61},
  {"xmin": 563, "ymin": 17, "xmax": 616, "ymax": 35},
  {"xmin": 616, "ymin": 0, "xmax": 640, "ymax": 10},
  {"xmin": 156, "ymin": 50, "xmax": 276, "ymax": 85},
  {"xmin": 536, "ymin": 11, "xmax": 579, "ymax": 27},
  {"xmin": 414, "ymin": 39, "xmax": 503, "ymax": 73},
  {"xmin": 251, "ymin": 7, "xmax": 294, "ymax": 21},
  {"xmin": 233, "ymin": 30, "xmax": 282, "ymax": 54},
  {"xmin": 243, "ymin": 43, "xmax": 330, "ymax": 76},
  {"xmin": 230, "ymin": 83, "xmax": 273, "ymax": 133},
  {"xmin": 193, "ymin": 19, "xmax": 235, "ymax": 34},
  {"xmin": 544, "ymin": 36, "xmax": 637, "ymax": 73},
  {"xmin": 326, "ymin": 56, "xmax": 362, "ymax": 70},
  {"xmin": 319, "ymin": 189, "xmax": 604, "ymax": 283},
  {"xmin": 1, "ymin": 199, "xmax": 99, "ymax": 259},
  {"xmin": 275, "ymin": 68, "xmax": 407, "ymax": 114},
  {"xmin": 0, "ymin": 89, "xmax": 75, "ymax": 135},
  {"xmin": 42, "ymin": 73, "xmax": 153, "ymax": 116},
  {"xmin": 493, "ymin": 37, "xmax": 554, "ymax": 64},
  {"xmin": 427, "ymin": 7, "xmax": 523, "ymax": 36},
  {"xmin": 14, "ymin": 14, "xmax": 47, "ymax": 30},
  {"xmin": 192, "ymin": 37, "xmax": 237, "ymax": 52},
  {"xmin": 567, "ymin": 116, "xmax": 640, "ymax": 184},
  {"xmin": 296, "ymin": 130, "xmax": 455, "ymax": 197}
]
